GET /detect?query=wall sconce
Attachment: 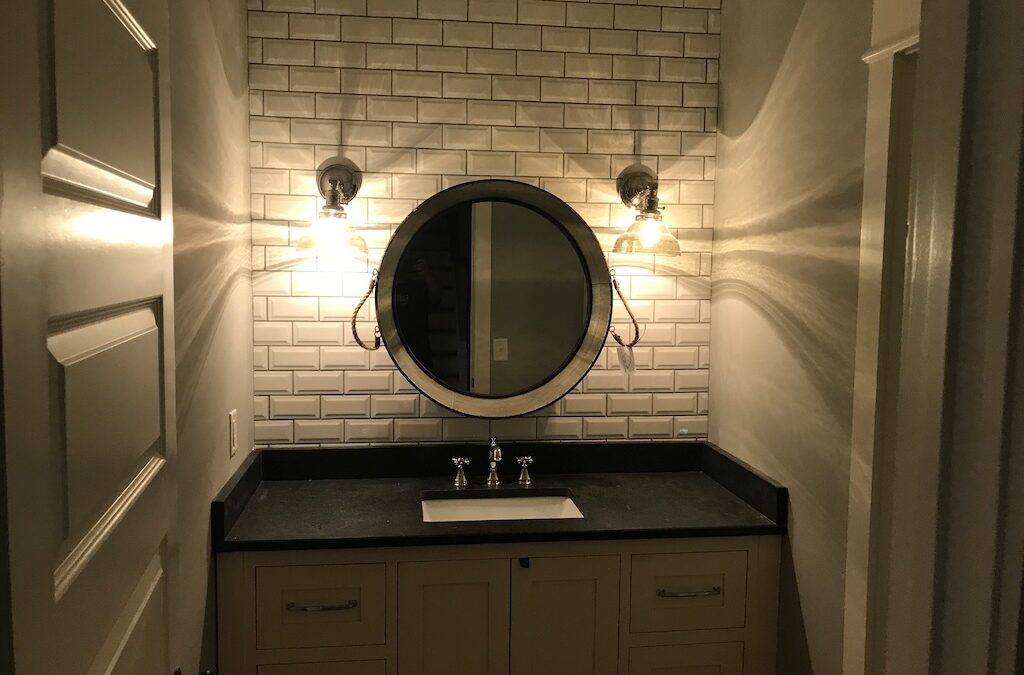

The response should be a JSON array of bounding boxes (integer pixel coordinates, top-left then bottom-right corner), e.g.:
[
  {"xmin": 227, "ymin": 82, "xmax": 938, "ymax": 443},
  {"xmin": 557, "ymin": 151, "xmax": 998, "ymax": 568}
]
[
  {"xmin": 297, "ymin": 159, "xmax": 367, "ymax": 256},
  {"xmin": 612, "ymin": 165, "xmax": 681, "ymax": 256}
]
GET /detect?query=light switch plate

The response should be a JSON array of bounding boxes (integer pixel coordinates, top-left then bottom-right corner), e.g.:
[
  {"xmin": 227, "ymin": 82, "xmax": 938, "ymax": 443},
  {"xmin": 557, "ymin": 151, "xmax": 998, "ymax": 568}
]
[
  {"xmin": 228, "ymin": 409, "xmax": 238, "ymax": 457},
  {"xmin": 493, "ymin": 338, "xmax": 509, "ymax": 361}
]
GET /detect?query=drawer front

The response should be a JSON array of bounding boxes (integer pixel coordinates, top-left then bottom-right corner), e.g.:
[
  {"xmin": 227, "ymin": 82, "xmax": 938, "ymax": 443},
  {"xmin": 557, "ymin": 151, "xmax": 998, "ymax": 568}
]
[
  {"xmin": 258, "ymin": 661, "xmax": 387, "ymax": 675},
  {"xmin": 630, "ymin": 551, "xmax": 747, "ymax": 632},
  {"xmin": 256, "ymin": 563, "xmax": 386, "ymax": 649},
  {"xmin": 629, "ymin": 643, "xmax": 743, "ymax": 675}
]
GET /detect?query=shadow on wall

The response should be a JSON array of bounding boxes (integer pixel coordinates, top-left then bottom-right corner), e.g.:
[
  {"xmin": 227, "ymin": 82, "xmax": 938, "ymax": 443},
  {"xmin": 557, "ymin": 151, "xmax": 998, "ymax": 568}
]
[{"xmin": 712, "ymin": 0, "xmax": 873, "ymax": 673}]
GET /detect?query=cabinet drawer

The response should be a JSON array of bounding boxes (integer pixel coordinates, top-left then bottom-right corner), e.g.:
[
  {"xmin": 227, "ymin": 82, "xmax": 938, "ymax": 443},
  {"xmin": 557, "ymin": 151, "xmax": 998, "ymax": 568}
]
[
  {"xmin": 629, "ymin": 643, "xmax": 743, "ymax": 675},
  {"xmin": 257, "ymin": 661, "xmax": 386, "ymax": 675},
  {"xmin": 256, "ymin": 563, "xmax": 386, "ymax": 649},
  {"xmin": 630, "ymin": 551, "xmax": 747, "ymax": 632}
]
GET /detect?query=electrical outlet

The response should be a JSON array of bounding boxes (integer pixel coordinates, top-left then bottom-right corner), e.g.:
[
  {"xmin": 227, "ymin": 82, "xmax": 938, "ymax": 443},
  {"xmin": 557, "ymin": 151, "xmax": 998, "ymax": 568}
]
[
  {"xmin": 228, "ymin": 409, "xmax": 238, "ymax": 457},
  {"xmin": 493, "ymin": 337, "xmax": 509, "ymax": 361}
]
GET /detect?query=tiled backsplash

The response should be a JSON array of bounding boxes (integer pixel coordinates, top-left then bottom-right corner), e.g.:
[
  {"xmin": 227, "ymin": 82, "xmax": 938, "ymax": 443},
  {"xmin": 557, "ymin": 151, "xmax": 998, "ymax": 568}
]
[{"xmin": 248, "ymin": 0, "xmax": 718, "ymax": 445}]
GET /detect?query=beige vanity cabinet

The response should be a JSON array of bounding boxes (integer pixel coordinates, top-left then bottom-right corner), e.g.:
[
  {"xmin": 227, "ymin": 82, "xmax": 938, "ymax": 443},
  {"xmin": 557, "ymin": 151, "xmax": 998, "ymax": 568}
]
[{"xmin": 217, "ymin": 537, "xmax": 779, "ymax": 675}]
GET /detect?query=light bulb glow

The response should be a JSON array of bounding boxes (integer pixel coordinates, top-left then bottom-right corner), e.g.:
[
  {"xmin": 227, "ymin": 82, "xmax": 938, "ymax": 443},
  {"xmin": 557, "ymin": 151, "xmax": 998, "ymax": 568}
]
[{"xmin": 638, "ymin": 217, "xmax": 662, "ymax": 248}]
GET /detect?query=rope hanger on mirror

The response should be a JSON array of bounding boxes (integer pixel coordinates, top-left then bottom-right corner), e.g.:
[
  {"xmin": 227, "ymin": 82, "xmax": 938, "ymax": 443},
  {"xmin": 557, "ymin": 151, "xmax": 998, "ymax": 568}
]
[
  {"xmin": 352, "ymin": 269, "xmax": 381, "ymax": 351},
  {"xmin": 609, "ymin": 270, "xmax": 641, "ymax": 373}
]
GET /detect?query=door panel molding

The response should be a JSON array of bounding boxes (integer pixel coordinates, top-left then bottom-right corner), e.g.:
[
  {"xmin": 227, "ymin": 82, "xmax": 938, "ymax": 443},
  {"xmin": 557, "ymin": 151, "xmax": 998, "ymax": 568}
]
[{"xmin": 43, "ymin": 0, "xmax": 160, "ymax": 216}]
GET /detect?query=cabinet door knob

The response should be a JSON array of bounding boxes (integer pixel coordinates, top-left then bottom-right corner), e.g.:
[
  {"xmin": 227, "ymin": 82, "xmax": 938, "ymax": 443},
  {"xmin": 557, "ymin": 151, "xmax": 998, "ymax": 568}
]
[{"xmin": 519, "ymin": 557, "xmax": 530, "ymax": 569}]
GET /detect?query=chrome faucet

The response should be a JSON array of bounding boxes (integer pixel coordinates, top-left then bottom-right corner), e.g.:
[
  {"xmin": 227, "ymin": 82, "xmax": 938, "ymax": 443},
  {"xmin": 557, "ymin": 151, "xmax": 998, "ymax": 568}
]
[{"xmin": 487, "ymin": 437, "xmax": 502, "ymax": 487}]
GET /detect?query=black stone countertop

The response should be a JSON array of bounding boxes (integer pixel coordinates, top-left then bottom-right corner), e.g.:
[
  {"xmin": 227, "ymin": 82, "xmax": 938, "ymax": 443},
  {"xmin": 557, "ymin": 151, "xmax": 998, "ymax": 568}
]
[{"xmin": 212, "ymin": 442, "xmax": 788, "ymax": 552}]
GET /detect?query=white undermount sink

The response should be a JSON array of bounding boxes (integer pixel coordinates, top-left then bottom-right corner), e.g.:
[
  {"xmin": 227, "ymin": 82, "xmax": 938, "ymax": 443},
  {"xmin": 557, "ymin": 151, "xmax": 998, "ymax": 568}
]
[{"xmin": 421, "ymin": 491, "xmax": 584, "ymax": 523}]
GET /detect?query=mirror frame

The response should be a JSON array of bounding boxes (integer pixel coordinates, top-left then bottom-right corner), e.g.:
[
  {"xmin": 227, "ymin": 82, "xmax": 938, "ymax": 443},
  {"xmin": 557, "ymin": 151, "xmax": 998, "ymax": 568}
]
[{"xmin": 376, "ymin": 180, "xmax": 612, "ymax": 418}]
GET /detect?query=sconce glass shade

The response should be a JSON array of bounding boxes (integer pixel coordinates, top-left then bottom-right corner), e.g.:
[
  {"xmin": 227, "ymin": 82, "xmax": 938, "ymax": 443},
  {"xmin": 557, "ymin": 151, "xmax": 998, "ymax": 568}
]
[
  {"xmin": 612, "ymin": 216, "xmax": 681, "ymax": 256},
  {"xmin": 297, "ymin": 159, "xmax": 368, "ymax": 256},
  {"xmin": 613, "ymin": 164, "xmax": 681, "ymax": 256}
]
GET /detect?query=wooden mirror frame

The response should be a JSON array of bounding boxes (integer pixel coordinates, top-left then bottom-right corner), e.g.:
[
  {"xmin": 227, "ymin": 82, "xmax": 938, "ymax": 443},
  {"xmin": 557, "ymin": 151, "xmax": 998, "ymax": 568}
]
[{"xmin": 376, "ymin": 180, "xmax": 612, "ymax": 418}]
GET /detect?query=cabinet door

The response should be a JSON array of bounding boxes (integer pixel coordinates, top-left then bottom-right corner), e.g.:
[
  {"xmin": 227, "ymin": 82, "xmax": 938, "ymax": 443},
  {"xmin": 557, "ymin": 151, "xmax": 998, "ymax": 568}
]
[
  {"xmin": 258, "ymin": 661, "xmax": 386, "ymax": 675},
  {"xmin": 398, "ymin": 559, "xmax": 510, "ymax": 675},
  {"xmin": 510, "ymin": 555, "xmax": 620, "ymax": 675},
  {"xmin": 628, "ymin": 643, "xmax": 744, "ymax": 675}
]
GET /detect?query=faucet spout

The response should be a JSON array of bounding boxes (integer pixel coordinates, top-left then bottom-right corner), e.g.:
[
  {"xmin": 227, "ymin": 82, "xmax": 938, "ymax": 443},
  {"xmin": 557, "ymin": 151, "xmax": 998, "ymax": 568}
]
[{"xmin": 487, "ymin": 437, "xmax": 502, "ymax": 486}]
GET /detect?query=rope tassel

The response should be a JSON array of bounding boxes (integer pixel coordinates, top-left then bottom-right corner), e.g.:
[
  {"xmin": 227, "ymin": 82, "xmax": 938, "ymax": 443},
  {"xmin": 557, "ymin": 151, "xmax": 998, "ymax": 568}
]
[{"xmin": 352, "ymin": 270, "xmax": 381, "ymax": 351}]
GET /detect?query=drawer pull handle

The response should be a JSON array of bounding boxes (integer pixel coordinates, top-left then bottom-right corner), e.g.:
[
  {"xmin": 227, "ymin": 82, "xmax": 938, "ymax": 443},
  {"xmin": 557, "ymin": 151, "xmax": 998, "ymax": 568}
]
[
  {"xmin": 656, "ymin": 586, "xmax": 722, "ymax": 599},
  {"xmin": 286, "ymin": 600, "xmax": 359, "ymax": 612}
]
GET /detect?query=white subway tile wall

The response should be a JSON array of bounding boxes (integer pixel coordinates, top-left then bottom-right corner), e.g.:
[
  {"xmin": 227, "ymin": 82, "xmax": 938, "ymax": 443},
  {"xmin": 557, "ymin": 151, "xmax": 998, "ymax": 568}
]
[{"xmin": 249, "ymin": 0, "xmax": 719, "ymax": 444}]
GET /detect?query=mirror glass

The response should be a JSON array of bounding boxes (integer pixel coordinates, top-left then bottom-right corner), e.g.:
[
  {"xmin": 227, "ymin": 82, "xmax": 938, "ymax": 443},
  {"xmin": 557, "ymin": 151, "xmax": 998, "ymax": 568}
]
[{"xmin": 392, "ymin": 201, "xmax": 591, "ymax": 397}]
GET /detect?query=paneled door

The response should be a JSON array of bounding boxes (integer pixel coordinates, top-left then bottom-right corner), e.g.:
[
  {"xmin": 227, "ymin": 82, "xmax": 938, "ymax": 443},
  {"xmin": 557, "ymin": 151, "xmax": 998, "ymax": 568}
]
[
  {"xmin": 510, "ymin": 555, "xmax": 620, "ymax": 675},
  {"xmin": 398, "ymin": 559, "xmax": 511, "ymax": 675},
  {"xmin": 0, "ymin": 0, "xmax": 177, "ymax": 673}
]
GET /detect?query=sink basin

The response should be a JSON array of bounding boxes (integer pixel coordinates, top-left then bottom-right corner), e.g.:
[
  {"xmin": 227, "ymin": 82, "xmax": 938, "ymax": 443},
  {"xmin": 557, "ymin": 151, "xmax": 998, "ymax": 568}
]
[{"xmin": 421, "ymin": 488, "xmax": 584, "ymax": 523}]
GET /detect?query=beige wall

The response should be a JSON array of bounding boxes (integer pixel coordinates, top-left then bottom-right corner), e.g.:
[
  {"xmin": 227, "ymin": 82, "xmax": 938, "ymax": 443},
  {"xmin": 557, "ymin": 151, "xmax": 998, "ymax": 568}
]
[
  {"xmin": 170, "ymin": 0, "xmax": 254, "ymax": 670},
  {"xmin": 710, "ymin": 1, "xmax": 872, "ymax": 673}
]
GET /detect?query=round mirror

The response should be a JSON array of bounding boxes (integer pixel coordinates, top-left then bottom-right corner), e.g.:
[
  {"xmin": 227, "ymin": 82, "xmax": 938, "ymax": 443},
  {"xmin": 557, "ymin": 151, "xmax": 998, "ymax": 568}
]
[{"xmin": 377, "ymin": 180, "xmax": 611, "ymax": 418}]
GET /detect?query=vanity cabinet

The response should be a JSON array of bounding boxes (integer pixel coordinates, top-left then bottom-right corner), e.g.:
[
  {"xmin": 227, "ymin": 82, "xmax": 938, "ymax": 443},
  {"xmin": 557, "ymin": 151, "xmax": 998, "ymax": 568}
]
[{"xmin": 217, "ymin": 537, "xmax": 779, "ymax": 675}]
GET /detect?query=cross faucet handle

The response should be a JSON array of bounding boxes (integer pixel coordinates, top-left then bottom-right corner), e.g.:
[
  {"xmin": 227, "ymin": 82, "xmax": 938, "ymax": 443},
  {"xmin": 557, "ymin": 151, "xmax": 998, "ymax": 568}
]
[
  {"xmin": 489, "ymin": 437, "xmax": 502, "ymax": 462},
  {"xmin": 452, "ymin": 457, "xmax": 469, "ymax": 487},
  {"xmin": 516, "ymin": 456, "xmax": 533, "ymax": 485}
]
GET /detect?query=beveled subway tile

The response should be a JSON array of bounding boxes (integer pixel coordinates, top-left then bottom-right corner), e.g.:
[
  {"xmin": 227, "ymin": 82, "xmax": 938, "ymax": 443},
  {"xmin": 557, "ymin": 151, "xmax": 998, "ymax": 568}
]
[
  {"xmin": 290, "ymin": 13, "xmax": 340, "ymax": 40},
  {"xmin": 565, "ymin": 53, "xmax": 612, "ymax": 79},
  {"xmin": 418, "ymin": 45, "xmax": 468, "ymax": 72},
  {"xmin": 540, "ymin": 77, "xmax": 588, "ymax": 103},
  {"xmin": 443, "ymin": 124, "xmax": 491, "ymax": 150},
  {"xmin": 492, "ymin": 75, "xmax": 540, "ymax": 101},
  {"xmin": 249, "ymin": 11, "xmax": 289, "ymax": 38},
  {"xmin": 254, "ymin": 371, "xmax": 293, "ymax": 395},
  {"xmin": 443, "ymin": 73, "xmax": 492, "ymax": 99},
  {"xmin": 321, "ymin": 394, "xmax": 371, "ymax": 417},
  {"xmin": 366, "ymin": 44, "xmax": 417, "ymax": 69},
  {"xmin": 674, "ymin": 415, "xmax": 708, "ymax": 439},
  {"xmin": 421, "ymin": 0, "xmax": 468, "ymax": 20},
  {"xmin": 393, "ymin": 18, "xmax": 443, "ymax": 44},
  {"xmin": 685, "ymin": 33, "xmax": 720, "ymax": 58},
  {"xmin": 270, "ymin": 395, "xmax": 320, "ymax": 419},
  {"xmin": 366, "ymin": 147, "xmax": 417, "ymax": 172},
  {"xmin": 583, "ymin": 417, "xmax": 628, "ymax": 439},
  {"xmin": 290, "ymin": 118, "xmax": 341, "ymax": 143},
  {"xmin": 367, "ymin": 0, "xmax": 417, "ymax": 17},
  {"xmin": 518, "ymin": 0, "xmax": 565, "ymax": 26},
  {"xmin": 566, "ymin": 3, "xmax": 612, "ymax": 29},
  {"xmin": 418, "ymin": 98, "xmax": 468, "ymax": 123},
  {"xmin": 613, "ymin": 5, "xmax": 660, "ymax": 30},
  {"xmin": 492, "ymin": 24, "xmax": 540, "ymax": 50},
  {"xmin": 444, "ymin": 20, "xmax": 492, "ymax": 47},
  {"xmin": 542, "ymin": 26, "xmax": 589, "ymax": 53},
  {"xmin": 251, "ymin": 64, "xmax": 290, "ymax": 90},
  {"xmin": 341, "ymin": 16, "xmax": 391, "ymax": 43},
  {"xmin": 395, "ymin": 418, "xmax": 443, "ymax": 442},
  {"xmin": 367, "ymin": 96, "xmax": 419, "ymax": 122},
  {"xmin": 393, "ymin": 70, "xmax": 443, "ymax": 97},
  {"xmin": 591, "ymin": 29, "xmax": 636, "ymax": 56},
  {"xmin": 255, "ymin": 420, "xmax": 294, "ymax": 443},
  {"xmin": 515, "ymin": 152, "xmax": 562, "ymax": 177},
  {"xmin": 468, "ymin": 0, "xmax": 516, "ymax": 23},
  {"xmin": 315, "ymin": 0, "xmax": 365, "ymax": 15},
  {"xmin": 315, "ymin": 42, "xmax": 364, "ymax": 68},
  {"xmin": 345, "ymin": 419, "xmax": 393, "ymax": 442},
  {"xmin": 393, "ymin": 122, "xmax": 443, "ymax": 148},
  {"xmin": 294, "ymin": 322, "xmax": 345, "ymax": 345},
  {"xmin": 315, "ymin": 93, "xmax": 366, "ymax": 119},
  {"xmin": 295, "ymin": 420, "xmax": 344, "ymax": 442},
  {"xmin": 637, "ymin": 32, "xmax": 684, "ymax": 58},
  {"xmin": 468, "ymin": 100, "xmax": 516, "ymax": 125},
  {"xmin": 629, "ymin": 416, "xmax": 673, "ymax": 439},
  {"xmin": 662, "ymin": 58, "xmax": 706, "ymax": 83},
  {"xmin": 589, "ymin": 80, "xmax": 635, "ymax": 105},
  {"xmin": 466, "ymin": 150, "xmax": 516, "ymax": 176},
  {"xmin": 341, "ymin": 68, "xmax": 391, "ymax": 94},
  {"xmin": 491, "ymin": 127, "xmax": 539, "ymax": 151},
  {"xmin": 264, "ymin": 91, "xmax": 315, "ymax": 117},
  {"xmin": 467, "ymin": 48, "xmax": 517, "ymax": 74},
  {"xmin": 263, "ymin": 38, "xmax": 314, "ymax": 65},
  {"xmin": 516, "ymin": 102, "xmax": 564, "ymax": 127},
  {"xmin": 540, "ymin": 128, "xmax": 587, "ymax": 153},
  {"xmin": 637, "ymin": 82, "xmax": 682, "ymax": 107},
  {"xmin": 663, "ymin": 7, "xmax": 709, "ymax": 32},
  {"xmin": 341, "ymin": 120, "xmax": 392, "ymax": 146}
]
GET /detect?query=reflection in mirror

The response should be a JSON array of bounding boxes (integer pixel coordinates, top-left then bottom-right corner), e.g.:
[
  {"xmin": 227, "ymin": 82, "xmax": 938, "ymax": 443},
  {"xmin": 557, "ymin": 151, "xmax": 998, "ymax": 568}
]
[{"xmin": 393, "ymin": 200, "xmax": 590, "ymax": 397}]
